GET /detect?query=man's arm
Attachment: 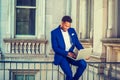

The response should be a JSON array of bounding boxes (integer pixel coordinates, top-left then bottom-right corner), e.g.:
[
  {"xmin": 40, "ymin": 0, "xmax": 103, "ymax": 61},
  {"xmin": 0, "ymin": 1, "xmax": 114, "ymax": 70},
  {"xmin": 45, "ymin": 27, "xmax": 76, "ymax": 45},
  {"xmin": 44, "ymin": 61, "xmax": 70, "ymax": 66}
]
[
  {"xmin": 51, "ymin": 31, "xmax": 68, "ymax": 57},
  {"xmin": 73, "ymin": 29, "xmax": 84, "ymax": 50}
]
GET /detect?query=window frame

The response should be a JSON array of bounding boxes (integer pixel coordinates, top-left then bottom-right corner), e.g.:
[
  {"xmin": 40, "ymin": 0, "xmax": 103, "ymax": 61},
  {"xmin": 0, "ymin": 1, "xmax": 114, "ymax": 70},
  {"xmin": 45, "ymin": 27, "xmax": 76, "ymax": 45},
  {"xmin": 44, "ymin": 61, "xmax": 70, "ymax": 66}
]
[
  {"xmin": 10, "ymin": 0, "xmax": 45, "ymax": 39},
  {"xmin": 15, "ymin": 4, "xmax": 36, "ymax": 37},
  {"xmin": 13, "ymin": 72, "xmax": 36, "ymax": 80}
]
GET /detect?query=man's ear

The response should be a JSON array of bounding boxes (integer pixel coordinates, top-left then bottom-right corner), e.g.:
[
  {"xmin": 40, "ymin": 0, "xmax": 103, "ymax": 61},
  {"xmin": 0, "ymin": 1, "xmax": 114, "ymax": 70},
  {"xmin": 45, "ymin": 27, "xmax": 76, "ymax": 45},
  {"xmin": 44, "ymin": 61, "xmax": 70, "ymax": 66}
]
[{"xmin": 60, "ymin": 22, "xmax": 63, "ymax": 27}]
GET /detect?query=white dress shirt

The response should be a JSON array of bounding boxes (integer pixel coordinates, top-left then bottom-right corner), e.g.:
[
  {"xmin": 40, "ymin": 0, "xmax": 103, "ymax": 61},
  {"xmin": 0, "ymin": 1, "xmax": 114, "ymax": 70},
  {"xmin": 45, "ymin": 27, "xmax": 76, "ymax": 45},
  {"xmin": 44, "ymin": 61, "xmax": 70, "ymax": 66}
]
[{"xmin": 61, "ymin": 29, "xmax": 71, "ymax": 51}]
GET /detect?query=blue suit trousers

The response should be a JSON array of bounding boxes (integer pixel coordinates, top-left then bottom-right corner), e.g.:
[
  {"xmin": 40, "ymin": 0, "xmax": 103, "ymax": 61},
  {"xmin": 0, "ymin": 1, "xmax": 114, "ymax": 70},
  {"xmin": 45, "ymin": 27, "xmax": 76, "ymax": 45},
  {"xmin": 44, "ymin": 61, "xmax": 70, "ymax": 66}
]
[{"xmin": 59, "ymin": 58, "xmax": 87, "ymax": 80}]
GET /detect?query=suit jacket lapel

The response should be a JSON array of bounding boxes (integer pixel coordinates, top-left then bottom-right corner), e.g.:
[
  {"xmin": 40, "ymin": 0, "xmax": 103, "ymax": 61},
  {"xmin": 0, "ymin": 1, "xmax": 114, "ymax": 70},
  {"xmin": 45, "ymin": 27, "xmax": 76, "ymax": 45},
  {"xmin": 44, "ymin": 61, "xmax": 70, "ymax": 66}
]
[
  {"xmin": 68, "ymin": 28, "xmax": 73, "ymax": 45},
  {"xmin": 57, "ymin": 26, "xmax": 66, "ymax": 50}
]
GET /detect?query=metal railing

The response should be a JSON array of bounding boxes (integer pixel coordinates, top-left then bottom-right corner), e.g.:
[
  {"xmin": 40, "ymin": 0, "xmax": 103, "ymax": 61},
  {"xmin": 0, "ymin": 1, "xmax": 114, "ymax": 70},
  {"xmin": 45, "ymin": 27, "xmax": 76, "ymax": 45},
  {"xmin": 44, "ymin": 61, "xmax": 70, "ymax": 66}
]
[
  {"xmin": 0, "ymin": 61, "xmax": 120, "ymax": 80},
  {"xmin": 0, "ymin": 60, "xmax": 64, "ymax": 80},
  {"xmin": 80, "ymin": 62, "xmax": 120, "ymax": 80}
]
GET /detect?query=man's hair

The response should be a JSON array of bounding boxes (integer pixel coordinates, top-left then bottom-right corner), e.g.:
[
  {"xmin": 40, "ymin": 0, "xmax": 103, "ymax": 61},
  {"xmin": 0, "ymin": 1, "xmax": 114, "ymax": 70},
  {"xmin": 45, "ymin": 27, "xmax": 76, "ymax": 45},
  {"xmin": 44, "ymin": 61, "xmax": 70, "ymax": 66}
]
[{"xmin": 62, "ymin": 16, "xmax": 72, "ymax": 23}]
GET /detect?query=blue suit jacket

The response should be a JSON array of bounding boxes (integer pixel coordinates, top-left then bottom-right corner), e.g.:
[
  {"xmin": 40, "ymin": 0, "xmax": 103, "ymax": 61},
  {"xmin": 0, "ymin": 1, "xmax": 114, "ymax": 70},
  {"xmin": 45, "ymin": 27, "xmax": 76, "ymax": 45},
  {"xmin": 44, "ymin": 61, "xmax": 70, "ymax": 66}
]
[{"xmin": 51, "ymin": 26, "xmax": 83, "ymax": 65}]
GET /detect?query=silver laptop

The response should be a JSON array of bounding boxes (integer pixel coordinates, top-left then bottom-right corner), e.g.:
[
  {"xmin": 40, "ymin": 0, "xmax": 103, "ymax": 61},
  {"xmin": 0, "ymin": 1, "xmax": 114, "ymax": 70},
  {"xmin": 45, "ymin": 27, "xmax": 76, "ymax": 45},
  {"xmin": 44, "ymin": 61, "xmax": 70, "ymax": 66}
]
[{"xmin": 68, "ymin": 48, "xmax": 93, "ymax": 60}]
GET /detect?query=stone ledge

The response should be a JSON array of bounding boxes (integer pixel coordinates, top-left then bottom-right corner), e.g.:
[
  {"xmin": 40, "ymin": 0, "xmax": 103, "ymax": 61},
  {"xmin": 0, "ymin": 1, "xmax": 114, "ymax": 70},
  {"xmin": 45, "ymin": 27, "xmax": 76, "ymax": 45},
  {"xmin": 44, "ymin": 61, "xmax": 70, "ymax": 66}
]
[
  {"xmin": 2, "ymin": 56, "xmax": 54, "ymax": 62},
  {"xmin": 4, "ymin": 38, "xmax": 48, "ymax": 43},
  {"xmin": 3, "ymin": 53, "xmax": 46, "ymax": 58},
  {"xmin": 101, "ymin": 38, "xmax": 120, "ymax": 43},
  {"xmin": 88, "ymin": 54, "xmax": 106, "ymax": 62},
  {"xmin": 80, "ymin": 39, "xmax": 93, "ymax": 43},
  {"xmin": 2, "ymin": 53, "xmax": 54, "ymax": 61}
]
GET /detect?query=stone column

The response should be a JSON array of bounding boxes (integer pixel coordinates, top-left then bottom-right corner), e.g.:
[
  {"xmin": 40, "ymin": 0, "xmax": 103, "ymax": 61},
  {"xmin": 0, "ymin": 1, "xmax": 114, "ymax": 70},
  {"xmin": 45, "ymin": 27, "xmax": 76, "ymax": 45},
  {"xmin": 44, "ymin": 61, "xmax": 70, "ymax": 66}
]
[
  {"xmin": 37, "ymin": 0, "xmax": 46, "ymax": 39},
  {"xmin": 79, "ymin": 0, "xmax": 87, "ymax": 39},
  {"xmin": 107, "ymin": 0, "xmax": 114, "ymax": 38},
  {"xmin": 66, "ymin": 0, "xmax": 71, "ymax": 15},
  {"xmin": 8, "ymin": 0, "xmax": 15, "ymax": 38},
  {"xmin": 1, "ymin": 0, "xmax": 12, "ymax": 53},
  {"xmin": 106, "ymin": 46, "xmax": 113, "ymax": 62},
  {"xmin": 71, "ymin": 0, "xmax": 77, "ymax": 29},
  {"xmin": 93, "ymin": 0, "xmax": 104, "ymax": 57},
  {"xmin": 89, "ymin": 0, "xmax": 94, "ymax": 39}
]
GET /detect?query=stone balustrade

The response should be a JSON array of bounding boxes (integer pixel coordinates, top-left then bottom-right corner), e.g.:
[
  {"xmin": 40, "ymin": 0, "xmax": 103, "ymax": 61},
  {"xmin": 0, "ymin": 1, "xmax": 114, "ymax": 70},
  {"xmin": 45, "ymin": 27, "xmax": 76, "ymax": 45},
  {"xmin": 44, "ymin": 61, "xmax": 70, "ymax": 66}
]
[
  {"xmin": 102, "ymin": 38, "xmax": 120, "ymax": 62},
  {"xmin": 3, "ymin": 38, "xmax": 48, "ymax": 59}
]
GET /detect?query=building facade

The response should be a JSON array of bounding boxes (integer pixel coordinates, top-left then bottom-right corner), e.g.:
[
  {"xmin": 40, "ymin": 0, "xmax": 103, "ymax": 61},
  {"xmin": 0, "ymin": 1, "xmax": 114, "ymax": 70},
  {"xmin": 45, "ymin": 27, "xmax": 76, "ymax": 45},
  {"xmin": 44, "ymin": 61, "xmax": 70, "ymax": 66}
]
[{"xmin": 0, "ymin": 0, "xmax": 120, "ymax": 80}]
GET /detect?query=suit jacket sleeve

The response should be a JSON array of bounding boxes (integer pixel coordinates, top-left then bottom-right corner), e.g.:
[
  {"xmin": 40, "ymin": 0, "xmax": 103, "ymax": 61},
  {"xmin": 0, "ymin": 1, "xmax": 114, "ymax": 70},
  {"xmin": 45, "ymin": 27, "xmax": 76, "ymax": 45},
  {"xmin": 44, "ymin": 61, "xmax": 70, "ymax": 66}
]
[
  {"xmin": 73, "ymin": 29, "xmax": 84, "ymax": 50},
  {"xmin": 51, "ymin": 31, "xmax": 68, "ymax": 57}
]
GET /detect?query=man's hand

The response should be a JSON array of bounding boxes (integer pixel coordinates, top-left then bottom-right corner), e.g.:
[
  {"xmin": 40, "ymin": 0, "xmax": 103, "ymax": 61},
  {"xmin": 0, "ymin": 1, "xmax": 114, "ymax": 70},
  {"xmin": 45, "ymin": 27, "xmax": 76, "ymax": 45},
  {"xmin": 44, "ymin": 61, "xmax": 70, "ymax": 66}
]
[
  {"xmin": 85, "ymin": 56, "xmax": 91, "ymax": 60},
  {"xmin": 68, "ymin": 52, "xmax": 76, "ymax": 59}
]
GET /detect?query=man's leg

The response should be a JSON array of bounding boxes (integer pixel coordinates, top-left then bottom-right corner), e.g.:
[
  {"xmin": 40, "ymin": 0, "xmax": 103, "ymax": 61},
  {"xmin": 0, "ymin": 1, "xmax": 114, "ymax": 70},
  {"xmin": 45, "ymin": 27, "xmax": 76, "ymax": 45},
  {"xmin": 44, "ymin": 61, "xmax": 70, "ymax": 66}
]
[
  {"xmin": 67, "ymin": 58, "xmax": 87, "ymax": 80},
  {"xmin": 60, "ymin": 58, "xmax": 73, "ymax": 80}
]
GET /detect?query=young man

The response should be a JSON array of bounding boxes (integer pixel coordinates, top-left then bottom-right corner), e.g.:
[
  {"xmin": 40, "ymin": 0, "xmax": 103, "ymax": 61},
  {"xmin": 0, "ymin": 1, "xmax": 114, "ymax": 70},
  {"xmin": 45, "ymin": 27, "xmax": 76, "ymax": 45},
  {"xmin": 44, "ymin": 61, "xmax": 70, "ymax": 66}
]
[{"xmin": 51, "ymin": 16, "xmax": 87, "ymax": 80}]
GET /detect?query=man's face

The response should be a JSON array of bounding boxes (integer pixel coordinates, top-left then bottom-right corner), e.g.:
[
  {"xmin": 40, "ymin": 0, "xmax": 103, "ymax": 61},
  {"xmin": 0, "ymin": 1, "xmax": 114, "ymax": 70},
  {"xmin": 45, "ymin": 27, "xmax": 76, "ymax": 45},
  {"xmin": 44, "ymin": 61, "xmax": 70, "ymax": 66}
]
[{"xmin": 61, "ymin": 21, "xmax": 71, "ymax": 32}]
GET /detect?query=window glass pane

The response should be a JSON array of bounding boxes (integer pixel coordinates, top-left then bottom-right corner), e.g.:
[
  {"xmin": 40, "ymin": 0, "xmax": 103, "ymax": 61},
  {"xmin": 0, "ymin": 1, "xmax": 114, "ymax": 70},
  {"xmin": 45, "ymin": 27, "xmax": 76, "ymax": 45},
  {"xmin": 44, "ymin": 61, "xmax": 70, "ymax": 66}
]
[
  {"xmin": 16, "ymin": 0, "xmax": 36, "ymax": 6},
  {"xmin": 15, "ymin": 75, "xmax": 24, "ymax": 80},
  {"xmin": 16, "ymin": 8, "xmax": 35, "ymax": 35},
  {"xmin": 25, "ymin": 75, "xmax": 35, "ymax": 80}
]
